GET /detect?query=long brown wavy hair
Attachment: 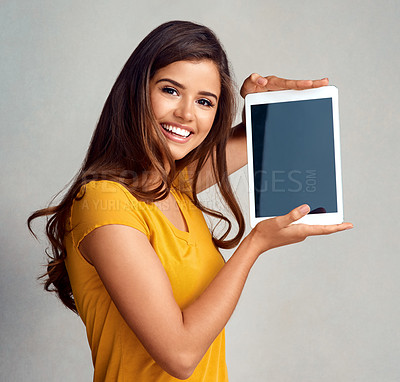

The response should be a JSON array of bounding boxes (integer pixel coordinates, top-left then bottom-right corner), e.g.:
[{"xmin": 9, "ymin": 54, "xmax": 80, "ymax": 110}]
[{"xmin": 27, "ymin": 20, "xmax": 245, "ymax": 313}]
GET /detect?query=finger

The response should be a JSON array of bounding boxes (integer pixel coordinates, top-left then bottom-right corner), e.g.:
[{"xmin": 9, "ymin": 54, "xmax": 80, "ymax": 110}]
[
  {"xmin": 311, "ymin": 78, "xmax": 329, "ymax": 88},
  {"xmin": 265, "ymin": 76, "xmax": 329, "ymax": 91},
  {"xmin": 263, "ymin": 76, "xmax": 304, "ymax": 90},
  {"xmin": 240, "ymin": 73, "xmax": 268, "ymax": 98},
  {"xmin": 278, "ymin": 204, "xmax": 310, "ymax": 227},
  {"xmin": 249, "ymin": 73, "xmax": 268, "ymax": 86},
  {"xmin": 306, "ymin": 222, "xmax": 353, "ymax": 236}
]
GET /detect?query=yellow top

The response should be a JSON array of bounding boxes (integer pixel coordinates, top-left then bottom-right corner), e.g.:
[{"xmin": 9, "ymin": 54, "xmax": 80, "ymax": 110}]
[{"xmin": 64, "ymin": 180, "xmax": 229, "ymax": 381}]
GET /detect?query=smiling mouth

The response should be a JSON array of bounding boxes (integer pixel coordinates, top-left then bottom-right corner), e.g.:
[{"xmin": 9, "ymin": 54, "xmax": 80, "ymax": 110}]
[{"xmin": 161, "ymin": 123, "xmax": 192, "ymax": 138}]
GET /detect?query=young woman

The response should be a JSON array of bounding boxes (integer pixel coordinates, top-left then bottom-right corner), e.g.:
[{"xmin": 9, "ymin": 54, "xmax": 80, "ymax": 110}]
[{"xmin": 28, "ymin": 20, "xmax": 352, "ymax": 381}]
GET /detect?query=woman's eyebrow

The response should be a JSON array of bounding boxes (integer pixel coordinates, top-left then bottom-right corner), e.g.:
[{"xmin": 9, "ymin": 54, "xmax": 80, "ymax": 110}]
[
  {"xmin": 156, "ymin": 78, "xmax": 218, "ymax": 101},
  {"xmin": 198, "ymin": 91, "xmax": 218, "ymax": 102},
  {"xmin": 156, "ymin": 78, "xmax": 185, "ymax": 89}
]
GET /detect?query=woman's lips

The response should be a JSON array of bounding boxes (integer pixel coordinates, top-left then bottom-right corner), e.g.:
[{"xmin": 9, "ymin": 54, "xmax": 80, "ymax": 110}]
[{"xmin": 160, "ymin": 123, "xmax": 193, "ymax": 143}]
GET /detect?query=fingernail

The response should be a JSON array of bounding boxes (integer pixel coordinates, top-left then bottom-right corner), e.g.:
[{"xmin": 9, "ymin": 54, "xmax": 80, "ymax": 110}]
[
  {"xmin": 257, "ymin": 77, "xmax": 267, "ymax": 86},
  {"xmin": 299, "ymin": 205, "xmax": 310, "ymax": 214}
]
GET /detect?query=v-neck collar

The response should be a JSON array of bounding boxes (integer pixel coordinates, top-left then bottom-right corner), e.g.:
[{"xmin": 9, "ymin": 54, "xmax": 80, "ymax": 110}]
[{"xmin": 151, "ymin": 188, "xmax": 194, "ymax": 245}]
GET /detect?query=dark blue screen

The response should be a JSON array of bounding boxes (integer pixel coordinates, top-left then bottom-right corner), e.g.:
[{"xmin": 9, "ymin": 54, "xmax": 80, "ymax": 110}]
[{"xmin": 251, "ymin": 98, "xmax": 337, "ymax": 217}]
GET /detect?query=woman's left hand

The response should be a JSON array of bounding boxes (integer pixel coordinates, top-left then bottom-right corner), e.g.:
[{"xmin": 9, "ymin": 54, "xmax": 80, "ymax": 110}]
[
  {"xmin": 240, "ymin": 74, "xmax": 329, "ymax": 98},
  {"xmin": 223, "ymin": 74, "xmax": 329, "ymax": 185}
]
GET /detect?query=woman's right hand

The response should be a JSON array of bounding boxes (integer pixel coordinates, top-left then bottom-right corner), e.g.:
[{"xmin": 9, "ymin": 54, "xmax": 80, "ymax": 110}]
[
  {"xmin": 248, "ymin": 204, "xmax": 353, "ymax": 256},
  {"xmin": 78, "ymin": 203, "xmax": 352, "ymax": 379}
]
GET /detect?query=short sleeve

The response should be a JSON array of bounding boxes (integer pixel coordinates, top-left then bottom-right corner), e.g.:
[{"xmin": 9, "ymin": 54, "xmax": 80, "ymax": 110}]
[{"xmin": 70, "ymin": 180, "xmax": 150, "ymax": 248}]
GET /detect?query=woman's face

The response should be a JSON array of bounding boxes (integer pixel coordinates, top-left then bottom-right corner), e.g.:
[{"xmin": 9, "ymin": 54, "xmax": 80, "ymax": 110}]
[{"xmin": 149, "ymin": 60, "xmax": 221, "ymax": 161}]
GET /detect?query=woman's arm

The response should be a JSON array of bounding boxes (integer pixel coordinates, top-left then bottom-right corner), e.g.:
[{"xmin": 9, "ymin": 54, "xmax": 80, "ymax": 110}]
[
  {"xmin": 79, "ymin": 204, "xmax": 352, "ymax": 379},
  {"xmin": 192, "ymin": 75, "xmax": 330, "ymax": 192}
]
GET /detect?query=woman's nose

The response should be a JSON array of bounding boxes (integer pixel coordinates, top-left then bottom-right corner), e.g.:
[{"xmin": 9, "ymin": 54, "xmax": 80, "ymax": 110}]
[{"xmin": 174, "ymin": 99, "xmax": 194, "ymax": 122}]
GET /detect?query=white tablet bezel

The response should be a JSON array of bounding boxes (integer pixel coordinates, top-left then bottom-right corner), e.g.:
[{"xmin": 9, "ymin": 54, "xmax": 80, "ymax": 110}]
[{"xmin": 245, "ymin": 86, "xmax": 343, "ymax": 227}]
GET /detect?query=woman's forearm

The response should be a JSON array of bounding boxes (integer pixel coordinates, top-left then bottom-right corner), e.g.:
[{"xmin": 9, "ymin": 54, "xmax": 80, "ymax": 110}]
[
  {"xmin": 178, "ymin": 232, "xmax": 259, "ymax": 375},
  {"xmin": 226, "ymin": 121, "xmax": 247, "ymax": 176}
]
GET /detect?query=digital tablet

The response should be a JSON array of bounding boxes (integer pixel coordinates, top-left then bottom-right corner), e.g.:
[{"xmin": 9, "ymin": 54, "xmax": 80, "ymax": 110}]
[{"xmin": 245, "ymin": 86, "xmax": 343, "ymax": 227}]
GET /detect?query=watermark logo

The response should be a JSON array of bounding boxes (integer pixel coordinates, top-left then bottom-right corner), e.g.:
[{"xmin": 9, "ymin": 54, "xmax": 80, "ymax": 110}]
[{"xmin": 254, "ymin": 169, "xmax": 317, "ymax": 193}]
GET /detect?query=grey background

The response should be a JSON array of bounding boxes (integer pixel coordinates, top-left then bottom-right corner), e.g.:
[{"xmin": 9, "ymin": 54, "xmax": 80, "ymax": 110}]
[{"xmin": 1, "ymin": 0, "xmax": 399, "ymax": 381}]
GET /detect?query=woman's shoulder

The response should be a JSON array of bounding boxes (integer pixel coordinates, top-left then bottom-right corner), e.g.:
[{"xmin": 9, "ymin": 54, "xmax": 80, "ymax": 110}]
[
  {"xmin": 68, "ymin": 180, "xmax": 151, "ymax": 242},
  {"xmin": 72, "ymin": 180, "xmax": 149, "ymax": 222},
  {"xmin": 76, "ymin": 180, "xmax": 138, "ymax": 201}
]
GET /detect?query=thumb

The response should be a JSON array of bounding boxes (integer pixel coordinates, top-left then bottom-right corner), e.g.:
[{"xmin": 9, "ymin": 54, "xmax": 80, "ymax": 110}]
[
  {"xmin": 281, "ymin": 204, "xmax": 310, "ymax": 226},
  {"xmin": 240, "ymin": 73, "xmax": 268, "ymax": 98}
]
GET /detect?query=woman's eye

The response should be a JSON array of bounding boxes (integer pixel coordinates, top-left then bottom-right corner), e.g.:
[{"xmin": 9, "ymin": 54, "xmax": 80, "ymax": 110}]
[
  {"xmin": 162, "ymin": 87, "xmax": 178, "ymax": 96},
  {"xmin": 197, "ymin": 98, "xmax": 214, "ymax": 107}
]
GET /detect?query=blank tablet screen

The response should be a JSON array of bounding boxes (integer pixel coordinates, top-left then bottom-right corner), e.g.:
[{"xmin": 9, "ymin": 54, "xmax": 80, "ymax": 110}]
[{"xmin": 251, "ymin": 98, "xmax": 338, "ymax": 217}]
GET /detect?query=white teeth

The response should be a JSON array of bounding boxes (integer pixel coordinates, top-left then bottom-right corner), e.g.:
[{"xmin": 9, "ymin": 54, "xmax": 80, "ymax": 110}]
[{"xmin": 161, "ymin": 124, "xmax": 191, "ymax": 138}]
